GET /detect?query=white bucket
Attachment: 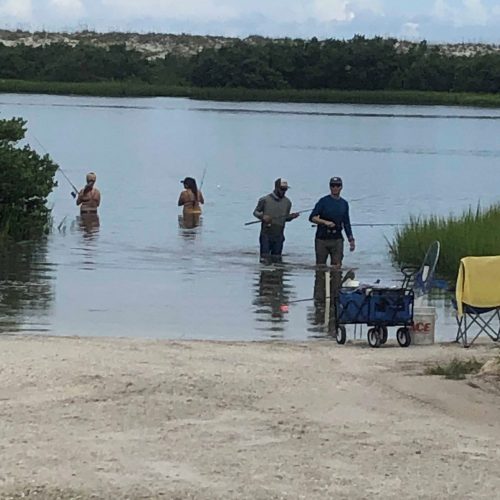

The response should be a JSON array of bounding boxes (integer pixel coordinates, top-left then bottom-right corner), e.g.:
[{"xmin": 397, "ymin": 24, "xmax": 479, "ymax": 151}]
[{"xmin": 411, "ymin": 307, "xmax": 437, "ymax": 345}]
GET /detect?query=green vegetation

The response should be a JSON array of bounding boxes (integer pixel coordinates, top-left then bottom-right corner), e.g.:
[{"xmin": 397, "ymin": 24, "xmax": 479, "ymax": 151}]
[
  {"xmin": 389, "ymin": 204, "xmax": 500, "ymax": 282},
  {"xmin": 0, "ymin": 117, "xmax": 58, "ymax": 241},
  {"xmin": 425, "ymin": 358, "xmax": 483, "ymax": 379},
  {"xmin": 2, "ymin": 80, "xmax": 500, "ymax": 107},
  {"xmin": 0, "ymin": 36, "xmax": 499, "ymax": 104}
]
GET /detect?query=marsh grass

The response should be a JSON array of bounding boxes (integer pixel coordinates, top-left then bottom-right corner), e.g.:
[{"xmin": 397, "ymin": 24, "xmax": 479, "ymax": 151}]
[
  {"xmin": 389, "ymin": 204, "xmax": 500, "ymax": 282},
  {"xmin": 2, "ymin": 79, "xmax": 500, "ymax": 107}
]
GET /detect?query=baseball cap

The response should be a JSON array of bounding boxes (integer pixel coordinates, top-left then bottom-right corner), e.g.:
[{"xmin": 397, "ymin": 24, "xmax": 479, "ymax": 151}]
[
  {"xmin": 275, "ymin": 178, "xmax": 290, "ymax": 189},
  {"xmin": 329, "ymin": 177, "xmax": 343, "ymax": 185}
]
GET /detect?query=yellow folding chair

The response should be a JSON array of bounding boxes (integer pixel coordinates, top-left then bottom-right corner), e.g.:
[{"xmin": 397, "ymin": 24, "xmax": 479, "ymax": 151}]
[{"xmin": 455, "ymin": 256, "xmax": 500, "ymax": 347}]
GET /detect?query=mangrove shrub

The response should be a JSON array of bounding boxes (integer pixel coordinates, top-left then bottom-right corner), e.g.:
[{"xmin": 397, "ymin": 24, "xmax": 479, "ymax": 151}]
[{"xmin": 0, "ymin": 117, "xmax": 58, "ymax": 241}]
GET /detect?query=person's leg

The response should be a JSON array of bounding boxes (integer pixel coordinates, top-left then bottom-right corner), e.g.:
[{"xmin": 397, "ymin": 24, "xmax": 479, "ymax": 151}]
[
  {"xmin": 331, "ymin": 239, "xmax": 344, "ymax": 268},
  {"xmin": 270, "ymin": 234, "xmax": 285, "ymax": 263},
  {"xmin": 315, "ymin": 238, "xmax": 329, "ymax": 265},
  {"xmin": 259, "ymin": 232, "xmax": 271, "ymax": 263},
  {"xmin": 325, "ymin": 240, "xmax": 344, "ymax": 332},
  {"xmin": 329, "ymin": 239, "xmax": 344, "ymax": 294}
]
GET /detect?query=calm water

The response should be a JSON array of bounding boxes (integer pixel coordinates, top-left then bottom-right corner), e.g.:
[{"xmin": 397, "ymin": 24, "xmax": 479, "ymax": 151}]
[{"xmin": 1, "ymin": 94, "xmax": 500, "ymax": 341}]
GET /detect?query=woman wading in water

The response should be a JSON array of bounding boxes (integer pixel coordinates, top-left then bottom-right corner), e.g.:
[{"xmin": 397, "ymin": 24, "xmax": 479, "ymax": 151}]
[{"xmin": 178, "ymin": 177, "xmax": 204, "ymax": 229}]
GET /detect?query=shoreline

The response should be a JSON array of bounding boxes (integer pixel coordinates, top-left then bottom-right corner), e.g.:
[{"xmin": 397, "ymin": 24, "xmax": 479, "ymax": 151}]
[
  {"xmin": 2, "ymin": 80, "xmax": 500, "ymax": 108},
  {"xmin": 0, "ymin": 333, "xmax": 498, "ymax": 499}
]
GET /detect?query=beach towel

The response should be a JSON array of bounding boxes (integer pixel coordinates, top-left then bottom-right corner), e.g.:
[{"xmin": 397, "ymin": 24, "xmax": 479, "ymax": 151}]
[{"xmin": 455, "ymin": 256, "xmax": 500, "ymax": 316}]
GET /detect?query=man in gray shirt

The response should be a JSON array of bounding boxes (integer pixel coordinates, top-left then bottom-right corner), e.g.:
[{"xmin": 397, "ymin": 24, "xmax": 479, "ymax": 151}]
[{"xmin": 253, "ymin": 178, "xmax": 300, "ymax": 262}]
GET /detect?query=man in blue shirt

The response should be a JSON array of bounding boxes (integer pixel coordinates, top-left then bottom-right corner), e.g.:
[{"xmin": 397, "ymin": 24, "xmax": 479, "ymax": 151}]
[{"xmin": 309, "ymin": 177, "xmax": 356, "ymax": 267}]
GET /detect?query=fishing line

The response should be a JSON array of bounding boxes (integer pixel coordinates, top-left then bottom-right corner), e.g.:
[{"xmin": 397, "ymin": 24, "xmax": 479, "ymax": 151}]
[{"xmin": 30, "ymin": 133, "xmax": 79, "ymax": 198}]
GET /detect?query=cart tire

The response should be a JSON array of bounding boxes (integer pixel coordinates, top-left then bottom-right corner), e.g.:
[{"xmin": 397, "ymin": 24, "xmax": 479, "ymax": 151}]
[
  {"xmin": 396, "ymin": 327, "xmax": 411, "ymax": 348},
  {"xmin": 367, "ymin": 327, "xmax": 381, "ymax": 348},
  {"xmin": 336, "ymin": 325, "xmax": 347, "ymax": 345},
  {"xmin": 380, "ymin": 326, "xmax": 388, "ymax": 345}
]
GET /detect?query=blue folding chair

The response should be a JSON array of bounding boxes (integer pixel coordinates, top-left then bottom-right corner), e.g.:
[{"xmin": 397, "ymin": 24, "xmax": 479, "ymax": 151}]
[
  {"xmin": 454, "ymin": 302, "xmax": 500, "ymax": 348},
  {"xmin": 401, "ymin": 241, "xmax": 440, "ymax": 304}
]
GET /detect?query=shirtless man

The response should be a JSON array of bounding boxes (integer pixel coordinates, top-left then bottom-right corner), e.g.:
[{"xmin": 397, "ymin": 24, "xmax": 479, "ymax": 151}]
[{"xmin": 77, "ymin": 172, "xmax": 101, "ymax": 214}]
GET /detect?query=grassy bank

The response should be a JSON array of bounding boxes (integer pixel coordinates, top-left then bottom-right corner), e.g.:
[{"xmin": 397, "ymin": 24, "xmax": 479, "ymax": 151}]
[
  {"xmin": 389, "ymin": 204, "xmax": 500, "ymax": 282},
  {"xmin": 2, "ymin": 79, "xmax": 500, "ymax": 107}
]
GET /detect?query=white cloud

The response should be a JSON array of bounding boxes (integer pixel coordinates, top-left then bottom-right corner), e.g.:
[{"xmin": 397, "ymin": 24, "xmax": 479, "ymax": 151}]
[
  {"xmin": 311, "ymin": 0, "xmax": 354, "ymax": 22},
  {"xmin": 49, "ymin": 0, "xmax": 85, "ymax": 18},
  {"xmin": 49, "ymin": 0, "xmax": 85, "ymax": 19},
  {"xmin": 350, "ymin": 0, "xmax": 384, "ymax": 16},
  {"xmin": 433, "ymin": 0, "xmax": 488, "ymax": 26},
  {"xmin": 101, "ymin": 0, "xmax": 238, "ymax": 22},
  {"xmin": 0, "ymin": 0, "xmax": 32, "ymax": 20},
  {"xmin": 463, "ymin": 0, "xmax": 488, "ymax": 23},
  {"xmin": 401, "ymin": 22, "xmax": 419, "ymax": 39},
  {"xmin": 99, "ymin": 0, "xmax": 374, "ymax": 24}
]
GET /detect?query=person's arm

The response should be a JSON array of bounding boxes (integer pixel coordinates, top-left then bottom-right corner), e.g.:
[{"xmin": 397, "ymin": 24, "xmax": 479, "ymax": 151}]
[
  {"xmin": 343, "ymin": 201, "xmax": 355, "ymax": 251},
  {"xmin": 94, "ymin": 189, "xmax": 101, "ymax": 207},
  {"xmin": 198, "ymin": 191, "xmax": 205, "ymax": 205},
  {"xmin": 309, "ymin": 199, "xmax": 334, "ymax": 227},
  {"xmin": 178, "ymin": 191, "xmax": 186, "ymax": 207},
  {"xmin": 253, "ymin": 197, "xmax": 270, "ymax": 223},
  {"xmin": 76, "ymin": 188, "xmax": 85, "ymax": 206},
  {"xmin": 285, "ymin": 199, "xmax": 299, "ymax": 221}
]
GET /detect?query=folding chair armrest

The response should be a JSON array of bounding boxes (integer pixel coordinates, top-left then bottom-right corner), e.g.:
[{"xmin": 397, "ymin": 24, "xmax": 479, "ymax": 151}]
[{"xmin": 401, "ymin": 266, "xmax": 418, "ymax": 278}]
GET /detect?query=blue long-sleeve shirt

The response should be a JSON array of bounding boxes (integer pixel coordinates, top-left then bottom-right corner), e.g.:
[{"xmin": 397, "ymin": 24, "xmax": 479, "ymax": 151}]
[{"xmin": 309, "ymin": 195, "xmax": 354, "ymax": 240}]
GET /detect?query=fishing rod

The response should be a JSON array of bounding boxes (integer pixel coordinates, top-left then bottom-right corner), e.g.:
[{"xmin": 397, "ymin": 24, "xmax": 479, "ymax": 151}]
[
  {"xmin": 244, "ymin": 208, "xmax": 314, "ymax": 226},
  {"xmin": 57, "ymin": 166, "xmax": 79, "ymax": 199},
  {"xmin": 352, "ymin": 223, "xmax": 402, "ymax": 227},
  {"xmin": 309, "ymin": 222, "xmax": 402, "ymax": 228},
  {"xmin": 279, "ymin": 269, "xmax": 356, "ymax": 312},
  {"xmin": 30, "ymin": 133, "xmax": 79, "ymax": 198},
  {"xmin": 199, "ymin": 166, "xmax": 208, "ymax": 190}
]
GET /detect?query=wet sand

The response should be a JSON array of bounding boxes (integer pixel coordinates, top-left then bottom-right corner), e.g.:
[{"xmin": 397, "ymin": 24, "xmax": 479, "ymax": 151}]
[{"xmin": 0, "ymin": 334, "xmax": 499, "ymax": 499}]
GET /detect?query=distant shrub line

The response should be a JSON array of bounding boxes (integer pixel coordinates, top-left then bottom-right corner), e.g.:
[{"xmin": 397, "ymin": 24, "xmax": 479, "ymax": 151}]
[{"xmin": 0, "ymin": 36, "xmax": 499, "ymax": 96}]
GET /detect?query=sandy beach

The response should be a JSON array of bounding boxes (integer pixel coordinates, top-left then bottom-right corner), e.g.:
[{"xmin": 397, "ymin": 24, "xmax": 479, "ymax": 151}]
[{"xmin": 0, "ymin": 334, "xmax": 499, "ymax": 499}]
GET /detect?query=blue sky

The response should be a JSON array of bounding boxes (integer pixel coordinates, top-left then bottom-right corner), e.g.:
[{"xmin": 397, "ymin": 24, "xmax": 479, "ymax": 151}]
[{"xmin": 1, "ymin": 0, "xmax": 500, "ymax": 42}]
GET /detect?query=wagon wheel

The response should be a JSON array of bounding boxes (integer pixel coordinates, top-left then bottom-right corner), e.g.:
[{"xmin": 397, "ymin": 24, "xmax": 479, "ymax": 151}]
[
  {"xmin": 396, "ymin": 327, "xmax": 412, "ymax": 348},
  {"xmin": 380, "ymin": 326, "xmax": 388, "ymax": 345},
  {"xmin": 335, "ymin": 325, "xmax": 347, "ymax": 345},
  {"xmin": 367, "ymin": 327, "xmax": 381, "ymax": 348}
]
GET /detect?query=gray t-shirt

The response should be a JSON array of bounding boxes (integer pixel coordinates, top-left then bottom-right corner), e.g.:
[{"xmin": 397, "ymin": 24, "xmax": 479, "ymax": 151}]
[{"xmin": 253, "ymin": 192, "xmax": 292, "ymax": 236}]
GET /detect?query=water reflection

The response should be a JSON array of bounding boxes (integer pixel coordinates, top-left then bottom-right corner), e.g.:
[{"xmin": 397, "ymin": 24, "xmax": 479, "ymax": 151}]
[
  {"xmin": 253, "ymin": 265, "xmax": 293, "ymax": 336},
  {"xmin": 71, "ymin": 214, "xmax": 100, "ymax": 270},
  {"xmin": 178, "ymin": 214, "xmax": 202, "ymax": 240},
  {"xmin": 77, "ymin": 214, "xmax": 100, "ymax": 240},
  {"xmin": 307, "ymin": 268, "xmax": 344, "ymax": 337},
  {"xmin": 0, "ymin": 241, "xmax": 54, "ymax": 333}
]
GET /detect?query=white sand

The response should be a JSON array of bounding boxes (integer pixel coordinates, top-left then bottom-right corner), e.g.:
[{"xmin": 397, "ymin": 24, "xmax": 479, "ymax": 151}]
[{"xmin": 0, "ymin": 334, "xmax": 499, "ymax": 499}]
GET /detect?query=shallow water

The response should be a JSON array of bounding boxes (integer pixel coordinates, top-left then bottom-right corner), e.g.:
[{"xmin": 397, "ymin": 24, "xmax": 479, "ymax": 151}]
[{"xmin": 1, "ymin": 94, "xmax": 500, "ymax": 341}]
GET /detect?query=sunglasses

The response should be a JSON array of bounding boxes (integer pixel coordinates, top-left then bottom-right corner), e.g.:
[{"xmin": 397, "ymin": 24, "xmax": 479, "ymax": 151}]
[{"xmin": 330, "ymin": 183, "xmax": 342, "ymax": 188}]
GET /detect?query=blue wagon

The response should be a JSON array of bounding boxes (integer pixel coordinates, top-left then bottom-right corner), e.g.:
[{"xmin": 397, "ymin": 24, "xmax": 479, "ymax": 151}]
[{"xmin": 334, "ymin": 286, "xmax": 414, "ymax": 347}]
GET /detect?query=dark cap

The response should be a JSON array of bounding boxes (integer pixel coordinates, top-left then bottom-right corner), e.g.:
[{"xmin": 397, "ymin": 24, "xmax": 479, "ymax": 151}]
[
  {"xmin": 329, "ymin": 177, "xmax": 343, "ymax": 185},
  {"xmin": 180, "ymin": 177, "xmax": 195, "ymax": 184}
]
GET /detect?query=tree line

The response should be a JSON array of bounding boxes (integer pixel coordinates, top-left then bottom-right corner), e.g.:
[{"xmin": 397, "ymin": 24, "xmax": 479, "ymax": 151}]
[{"xmin": 1, "ymin": 36, "xmax": 500, "ymax": 93}]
